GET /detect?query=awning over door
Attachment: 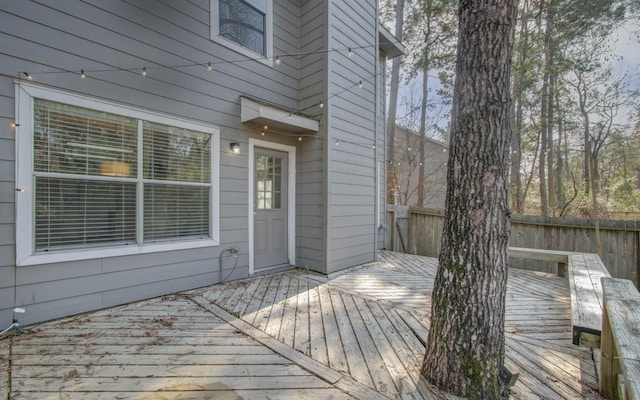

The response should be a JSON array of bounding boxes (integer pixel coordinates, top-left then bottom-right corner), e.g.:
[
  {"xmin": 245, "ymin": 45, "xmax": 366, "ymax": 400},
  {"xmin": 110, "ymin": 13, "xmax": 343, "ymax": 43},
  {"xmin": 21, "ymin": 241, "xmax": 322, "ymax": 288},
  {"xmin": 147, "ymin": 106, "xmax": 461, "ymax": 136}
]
[{"xmin": 240, "ymin": 97, "xmax": 319, "ymax": 134}]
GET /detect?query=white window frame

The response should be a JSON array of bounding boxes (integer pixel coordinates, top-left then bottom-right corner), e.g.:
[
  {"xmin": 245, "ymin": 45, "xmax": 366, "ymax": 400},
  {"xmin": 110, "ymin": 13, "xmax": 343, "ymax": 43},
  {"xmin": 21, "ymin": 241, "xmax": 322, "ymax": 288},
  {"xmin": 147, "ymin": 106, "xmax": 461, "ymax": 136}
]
[
  {"xmin": 15, "ymin": 83, "xmax": 220, "ymax": 266},
  {"xmin": 210, "ymin": 0, "xmax": 273, "ymax": 65}
]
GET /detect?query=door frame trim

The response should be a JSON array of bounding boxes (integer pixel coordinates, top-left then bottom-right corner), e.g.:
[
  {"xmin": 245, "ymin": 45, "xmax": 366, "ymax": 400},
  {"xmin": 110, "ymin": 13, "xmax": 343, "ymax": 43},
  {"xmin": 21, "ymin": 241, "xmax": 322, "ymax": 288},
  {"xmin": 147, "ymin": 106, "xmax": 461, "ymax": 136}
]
[{"xmin": 248, "ymin": 139, "xmax": 296, "ymax": 275}]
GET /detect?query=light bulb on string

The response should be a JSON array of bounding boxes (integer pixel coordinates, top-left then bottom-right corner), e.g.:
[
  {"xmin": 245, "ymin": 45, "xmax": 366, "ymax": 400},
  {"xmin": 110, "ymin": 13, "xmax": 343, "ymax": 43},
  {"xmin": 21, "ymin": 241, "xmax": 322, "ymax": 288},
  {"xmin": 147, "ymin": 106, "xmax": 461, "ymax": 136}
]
[
  {"xmin": 23, "ymin": 72, "xmax": 31, "ymax": 80},
  {"xmin": 261, "ymin": 131, "xmax": 265, "ymax": 136},
  {"xmin": 207, "ymin": 62, "xmax": 212, "ymax": 71},
  {"xmin": 319, "ymin": 101, "xmax": 324, "ymax": 109},
  {"xmin": 80, "ymin": 69, "xmax": 86, "ymax": 79},
  {"xmin": 358, "ymin": 80, "xmax": 363, "ymax": 88},
  {"xmin": 298, "ymin": 137, "xmax": 302, "ymax": 142},
  {"xmin": 336, "ymin": 139, "xmax": 340, "ymax": 146},
  {"xmin": 142, "ymin": 66, "xmax": 147, "ymax": 76},
  {"xmin": 275, "ymin": 55, "xmax": 281, "ymax": 65},
  {"xmin": 348, "ymin": 48, "xmax": 353, "ymax": 58}
]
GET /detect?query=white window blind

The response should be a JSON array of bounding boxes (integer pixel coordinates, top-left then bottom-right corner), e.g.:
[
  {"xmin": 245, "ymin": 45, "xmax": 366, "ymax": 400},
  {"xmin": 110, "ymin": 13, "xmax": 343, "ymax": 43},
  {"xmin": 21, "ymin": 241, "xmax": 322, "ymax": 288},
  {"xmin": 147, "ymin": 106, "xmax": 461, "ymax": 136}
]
[
  {"xmin": 142, "ymin": 121, "xmax": 211, "ymax": 241},
  {"xmin": 31, "ymin": 99, "xmax": 213, "ymax": 252},
  {"xmin": 219, "ymin": 0, "xmax": 267, "ymax": 55}
]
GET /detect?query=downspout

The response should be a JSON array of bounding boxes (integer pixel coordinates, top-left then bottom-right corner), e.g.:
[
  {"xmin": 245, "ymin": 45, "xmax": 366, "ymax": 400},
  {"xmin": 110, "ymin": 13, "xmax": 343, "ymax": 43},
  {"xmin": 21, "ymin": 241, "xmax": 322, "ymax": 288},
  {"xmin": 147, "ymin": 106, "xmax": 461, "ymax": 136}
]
[{"xmin": 373, "ymin": 11, "xmax": 380, "ymax": 261}]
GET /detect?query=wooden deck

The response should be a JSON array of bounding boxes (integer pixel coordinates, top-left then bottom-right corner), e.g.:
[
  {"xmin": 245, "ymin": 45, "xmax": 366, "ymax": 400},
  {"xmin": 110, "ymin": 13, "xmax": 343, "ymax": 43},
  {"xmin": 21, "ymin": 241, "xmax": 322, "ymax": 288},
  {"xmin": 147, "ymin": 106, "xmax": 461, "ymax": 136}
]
[{"xmin": 1, "ymin": 251, "xmax": 602, "ymax": 399}]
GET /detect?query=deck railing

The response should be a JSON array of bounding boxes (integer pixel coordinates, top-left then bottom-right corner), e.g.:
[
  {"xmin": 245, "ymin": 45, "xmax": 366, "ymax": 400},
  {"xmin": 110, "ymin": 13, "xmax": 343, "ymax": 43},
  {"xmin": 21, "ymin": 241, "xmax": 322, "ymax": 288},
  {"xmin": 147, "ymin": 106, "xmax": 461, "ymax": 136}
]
[{"xmin": 386, "ymin": 206, "xmax": 640, "ymax": 286}]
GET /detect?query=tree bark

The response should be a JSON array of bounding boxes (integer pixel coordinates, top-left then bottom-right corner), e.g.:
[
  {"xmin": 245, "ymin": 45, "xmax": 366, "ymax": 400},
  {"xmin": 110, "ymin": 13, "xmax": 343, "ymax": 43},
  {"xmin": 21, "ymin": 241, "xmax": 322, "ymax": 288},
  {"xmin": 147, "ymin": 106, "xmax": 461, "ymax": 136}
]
[
  {"xmin": 421, "ymin": 0, "xmax": 516, "ymax": 398},
  {"xmin": 538, "ymin": 0, "xmax": 554, "ymax": 218},
  {"xmin": 547, "ymin": 73, "xmax": 555, "ymax": 216}
]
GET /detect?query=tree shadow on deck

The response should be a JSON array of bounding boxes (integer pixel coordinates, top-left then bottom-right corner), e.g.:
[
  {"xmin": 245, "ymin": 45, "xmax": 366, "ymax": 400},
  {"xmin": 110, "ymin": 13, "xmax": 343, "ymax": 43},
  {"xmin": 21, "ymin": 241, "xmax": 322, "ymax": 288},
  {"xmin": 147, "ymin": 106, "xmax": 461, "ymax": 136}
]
[{"xmin": 194, "ymin": 251, "xmax": 602, "ymax": 399}]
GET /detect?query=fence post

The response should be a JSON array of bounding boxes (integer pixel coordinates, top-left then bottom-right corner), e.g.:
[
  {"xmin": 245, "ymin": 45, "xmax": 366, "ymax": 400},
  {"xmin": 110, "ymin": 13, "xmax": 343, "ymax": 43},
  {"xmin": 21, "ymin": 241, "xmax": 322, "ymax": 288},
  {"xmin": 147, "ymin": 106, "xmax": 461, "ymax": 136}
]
[
  {"xmin": 408, "ymin": 208, "xmax": 413, "ymax": 254},
  {"xmin": 389, "ymin": 209, "xmax": 396, "ymax": 251}
]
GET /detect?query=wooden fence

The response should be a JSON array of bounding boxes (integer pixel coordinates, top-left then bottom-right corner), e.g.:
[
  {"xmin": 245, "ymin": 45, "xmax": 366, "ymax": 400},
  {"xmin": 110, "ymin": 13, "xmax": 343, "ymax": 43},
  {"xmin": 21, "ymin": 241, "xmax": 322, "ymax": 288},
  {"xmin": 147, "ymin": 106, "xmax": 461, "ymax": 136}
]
[
  {"xmin": 386, "ymin": 205, "xmax": 410, "ymax": 253},
  {"xmin": 387, "ymin": 206, "xmax": 640, "ymax": 287}
]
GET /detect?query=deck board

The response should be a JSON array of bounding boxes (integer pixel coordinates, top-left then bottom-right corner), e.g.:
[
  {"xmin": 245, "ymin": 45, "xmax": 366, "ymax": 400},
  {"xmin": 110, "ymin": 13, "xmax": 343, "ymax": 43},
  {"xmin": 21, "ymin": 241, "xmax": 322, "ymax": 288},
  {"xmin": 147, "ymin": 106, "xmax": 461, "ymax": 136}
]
[{"xmin": 1, "ymin": 251, "xmax": 602, "ymax": 399}]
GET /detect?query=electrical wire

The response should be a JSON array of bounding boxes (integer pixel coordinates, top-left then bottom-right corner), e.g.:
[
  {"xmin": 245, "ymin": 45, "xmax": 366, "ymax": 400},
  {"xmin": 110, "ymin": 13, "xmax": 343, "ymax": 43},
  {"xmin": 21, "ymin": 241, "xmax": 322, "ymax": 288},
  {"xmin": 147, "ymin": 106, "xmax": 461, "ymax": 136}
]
[
  {"xmin": 219, "ymin": 248, "xmax": 240, "ymax": 283},
  {"xmin": 0, "ymin": 323, "xmax": 19, "ymax": 337}
]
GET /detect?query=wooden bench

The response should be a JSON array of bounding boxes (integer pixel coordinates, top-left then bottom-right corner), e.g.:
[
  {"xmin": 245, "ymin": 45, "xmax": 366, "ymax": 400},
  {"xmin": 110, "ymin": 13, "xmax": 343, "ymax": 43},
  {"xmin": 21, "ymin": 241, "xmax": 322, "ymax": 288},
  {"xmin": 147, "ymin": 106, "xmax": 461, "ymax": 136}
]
[
  {"xmin": 508, "ymin": 247, "xmax": 611, "ymax": 348},
  {"xmin": 567, "ymin": 253, "xmax": 611, "ymax": 347},
  {"xmin": 600, "ymin": 278, "xmax": 640, "ymax": 400},
  {"xmin": 509, "ymin": 247, "xmax": 572, "ymax": 277}
]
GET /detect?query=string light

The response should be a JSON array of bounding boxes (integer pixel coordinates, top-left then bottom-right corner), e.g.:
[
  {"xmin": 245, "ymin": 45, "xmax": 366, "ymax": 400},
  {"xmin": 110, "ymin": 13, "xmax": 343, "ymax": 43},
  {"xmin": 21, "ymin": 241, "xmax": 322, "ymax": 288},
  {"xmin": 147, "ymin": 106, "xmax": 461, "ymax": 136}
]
[
  {"xmin": 248, "ymin": 123, "xmax": 446, "ymax": 162},
  {"xmin": 15, "ymin": 44, "xmax": 384, "ymax": 81},
  {"xmin": 18, "ymin": 45, "xmax": 392, "ymax": 142},
  {"xmin": 11, "ymin": 122, "xmax": 20, "ymax": 127},
  {"xmin": 264, "ymin": 124, "xmax": 268, "ymax": 130}
]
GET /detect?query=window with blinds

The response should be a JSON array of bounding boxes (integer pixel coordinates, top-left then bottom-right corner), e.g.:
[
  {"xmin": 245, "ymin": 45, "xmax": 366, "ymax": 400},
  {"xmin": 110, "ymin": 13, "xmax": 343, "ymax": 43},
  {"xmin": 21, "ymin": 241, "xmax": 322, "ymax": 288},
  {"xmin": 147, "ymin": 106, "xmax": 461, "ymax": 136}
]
[
  {"xmin": 31, "ymin": 99, "xmax": 213, "ymax": 252},
  {"xmin": 211, "ymin": 0, "xmax": 272, "ymax": 62},
  {"xmin": 219, "ymin": 0, "xmax": 267, "ymax": 55}
]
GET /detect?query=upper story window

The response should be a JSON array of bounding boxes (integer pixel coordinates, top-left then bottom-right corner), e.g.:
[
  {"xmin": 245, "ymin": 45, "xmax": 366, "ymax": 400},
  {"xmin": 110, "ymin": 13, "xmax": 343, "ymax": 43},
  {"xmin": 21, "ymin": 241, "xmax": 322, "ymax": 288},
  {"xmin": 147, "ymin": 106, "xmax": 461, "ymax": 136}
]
[
  {"xmin": 16, "ymin": 84, "xmax": 220, "ymax": 266},
  {"xmin": 211, "ymin": 0, "xmax": 273, "ymax": 62}
]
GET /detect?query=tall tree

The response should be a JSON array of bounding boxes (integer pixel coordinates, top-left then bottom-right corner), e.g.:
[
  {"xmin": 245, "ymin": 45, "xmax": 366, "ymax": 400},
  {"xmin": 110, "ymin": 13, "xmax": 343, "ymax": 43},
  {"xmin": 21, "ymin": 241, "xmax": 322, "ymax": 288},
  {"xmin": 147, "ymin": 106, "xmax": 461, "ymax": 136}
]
[
  {"xmin": 509, "ymin": 0, "xmax": 538, "ymax": 214},
  {"xmin": 405, "ymin": 0, "xmax": 457, "ymax": 206},
  {"xmin": 384, "ymin": 0, "xmax": 406, "ymax": 204},
  {"xmin": 421, "ymin": 0, "xmax": 517, "ymax": 398}
]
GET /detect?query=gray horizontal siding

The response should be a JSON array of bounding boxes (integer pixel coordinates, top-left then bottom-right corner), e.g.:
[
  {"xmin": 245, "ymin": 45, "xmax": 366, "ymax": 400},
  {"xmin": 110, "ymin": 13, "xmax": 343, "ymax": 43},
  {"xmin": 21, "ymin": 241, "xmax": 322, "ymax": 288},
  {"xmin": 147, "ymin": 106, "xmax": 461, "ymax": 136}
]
[
  {"xmin": 325, "ymin": 0, "xmax": 377, "ymax": 273},
  {"xmin": 296, "ymin": 0, "xmax": 327, "ymax": 272},
  {"xmin": 0, "ymin": 0, "xmax": 305, "ymax": 326}
]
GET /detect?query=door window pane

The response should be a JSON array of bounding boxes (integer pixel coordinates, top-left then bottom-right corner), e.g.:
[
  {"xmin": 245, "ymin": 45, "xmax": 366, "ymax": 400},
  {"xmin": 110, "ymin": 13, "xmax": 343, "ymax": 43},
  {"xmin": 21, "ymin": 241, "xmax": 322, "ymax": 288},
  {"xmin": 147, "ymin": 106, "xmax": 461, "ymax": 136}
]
[{"xmin": 256, "ymin": 155, "xmax": 282, "ymax": 210}]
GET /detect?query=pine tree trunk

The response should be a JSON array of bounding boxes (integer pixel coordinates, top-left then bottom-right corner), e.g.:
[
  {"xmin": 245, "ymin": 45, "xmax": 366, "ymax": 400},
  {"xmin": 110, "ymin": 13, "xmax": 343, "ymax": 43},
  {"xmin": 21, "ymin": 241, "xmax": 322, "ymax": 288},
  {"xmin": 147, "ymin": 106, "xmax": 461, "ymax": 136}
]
[
  {"xmin": 421, "ymin": 0, "xmax": 516, "ymax": 398},
  {"xmin": 418, "ymin": 65, "xmax": 429, "ymax": 207},
  {"xmin": 386, "ymin": 0, "xmax": 405, "ymax": 204}
]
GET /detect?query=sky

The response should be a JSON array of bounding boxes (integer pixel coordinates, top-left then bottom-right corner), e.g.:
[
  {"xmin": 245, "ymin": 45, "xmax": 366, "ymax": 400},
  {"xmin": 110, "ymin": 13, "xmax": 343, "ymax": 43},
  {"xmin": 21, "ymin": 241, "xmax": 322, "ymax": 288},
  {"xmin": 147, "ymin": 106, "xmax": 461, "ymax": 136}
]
[{"xmin": 391, "ymin": 16, "xmax": 640, "ymax": 133}]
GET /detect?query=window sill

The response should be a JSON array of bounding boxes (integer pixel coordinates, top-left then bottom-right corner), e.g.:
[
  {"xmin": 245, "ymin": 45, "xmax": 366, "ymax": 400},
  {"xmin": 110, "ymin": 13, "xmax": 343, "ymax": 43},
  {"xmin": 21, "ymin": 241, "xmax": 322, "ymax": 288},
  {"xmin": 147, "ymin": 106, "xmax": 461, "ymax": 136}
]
[
  {"xmin": 17, "ymin": 239, "xmax": 219, "ymax": 267},
  {"xmin": 211, "ymin": 35, "xmax": 273, "ymax": 67}
]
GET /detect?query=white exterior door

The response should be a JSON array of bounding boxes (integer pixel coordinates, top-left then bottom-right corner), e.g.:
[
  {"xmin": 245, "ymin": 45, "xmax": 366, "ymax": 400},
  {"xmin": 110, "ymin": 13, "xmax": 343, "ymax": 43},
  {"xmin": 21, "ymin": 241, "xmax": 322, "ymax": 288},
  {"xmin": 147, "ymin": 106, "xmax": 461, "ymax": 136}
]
[{"xmin": 253, "ymin": 147, "xmax": 288, "ymax": 269}]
